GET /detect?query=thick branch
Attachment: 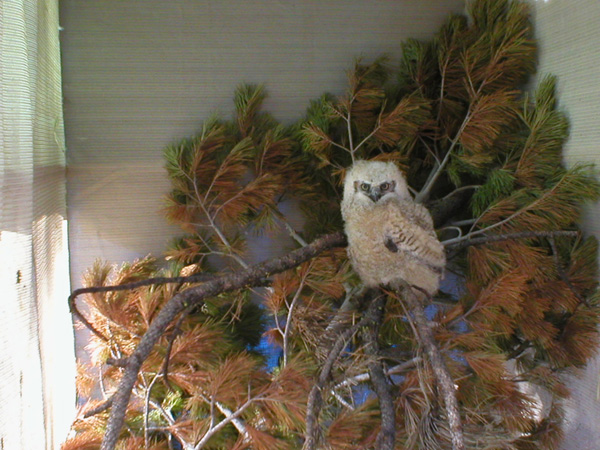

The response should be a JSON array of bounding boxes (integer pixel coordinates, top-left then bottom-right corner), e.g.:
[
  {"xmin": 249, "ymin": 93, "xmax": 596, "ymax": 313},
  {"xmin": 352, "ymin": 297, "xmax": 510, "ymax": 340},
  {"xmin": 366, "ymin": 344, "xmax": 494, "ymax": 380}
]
[
  {"xmin": 400, "ymin": 283, "xmax": 464, "ymax": 450},
  {"xmin": 303, "ymin": 315, "xmax": 364, "ymax": 450},
  {"xmin": 99, "ymin": 231, "xmax": 346, "ymax": 450},
  {"xmin": 362, "ymin": 295, "xmax": 395, "ymax": 450}
]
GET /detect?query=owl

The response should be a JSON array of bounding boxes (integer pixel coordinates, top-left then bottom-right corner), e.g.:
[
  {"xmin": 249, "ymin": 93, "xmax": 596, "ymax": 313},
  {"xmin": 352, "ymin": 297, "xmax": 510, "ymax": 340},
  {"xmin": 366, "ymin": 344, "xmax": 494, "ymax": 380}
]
[{"xmin": 341, "ymin": 160, "xmax": 445, "ymax": 295}]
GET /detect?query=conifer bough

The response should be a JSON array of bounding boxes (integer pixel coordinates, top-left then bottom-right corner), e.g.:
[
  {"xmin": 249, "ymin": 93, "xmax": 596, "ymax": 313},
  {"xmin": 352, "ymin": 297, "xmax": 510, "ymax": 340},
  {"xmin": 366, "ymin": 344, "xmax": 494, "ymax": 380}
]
[{"xmin": 97, "ymin": 232, "xmax": 345, "ymax": 450}]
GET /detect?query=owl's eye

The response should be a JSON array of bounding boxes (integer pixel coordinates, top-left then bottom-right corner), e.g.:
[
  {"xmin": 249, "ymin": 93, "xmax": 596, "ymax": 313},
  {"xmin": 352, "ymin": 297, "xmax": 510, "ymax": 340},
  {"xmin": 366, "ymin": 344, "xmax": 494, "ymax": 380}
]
[
  {"xmin": 380, "ymin": 182, "xmax": 391, "ymax": 192},
  {"xmin": 360, "ymin": 182, "xmax": 370, "ymax": 192}
]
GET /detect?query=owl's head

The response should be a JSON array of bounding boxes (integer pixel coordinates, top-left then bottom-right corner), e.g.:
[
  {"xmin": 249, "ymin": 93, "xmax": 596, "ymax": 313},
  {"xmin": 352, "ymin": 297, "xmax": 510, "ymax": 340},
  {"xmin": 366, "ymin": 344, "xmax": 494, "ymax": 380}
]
[{"xmin": 342, "ymin": 160, "xmax": 410, "ymax": 206}]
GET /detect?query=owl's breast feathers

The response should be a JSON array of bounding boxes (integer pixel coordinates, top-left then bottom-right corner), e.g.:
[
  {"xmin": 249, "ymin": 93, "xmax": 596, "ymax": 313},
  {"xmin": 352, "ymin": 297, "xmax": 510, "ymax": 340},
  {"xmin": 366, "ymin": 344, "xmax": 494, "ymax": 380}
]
[{"xmin": 343, "ymin": 197, "xmax": 445, "ymax": 294}]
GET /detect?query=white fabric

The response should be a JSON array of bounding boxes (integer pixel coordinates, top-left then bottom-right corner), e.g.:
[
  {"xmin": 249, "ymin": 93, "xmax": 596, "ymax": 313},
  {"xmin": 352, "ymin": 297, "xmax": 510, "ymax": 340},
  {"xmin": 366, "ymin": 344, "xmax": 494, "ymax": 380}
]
[{"xmin": 0, "ymin": 0, "xmax": 75, "ymax": 449}]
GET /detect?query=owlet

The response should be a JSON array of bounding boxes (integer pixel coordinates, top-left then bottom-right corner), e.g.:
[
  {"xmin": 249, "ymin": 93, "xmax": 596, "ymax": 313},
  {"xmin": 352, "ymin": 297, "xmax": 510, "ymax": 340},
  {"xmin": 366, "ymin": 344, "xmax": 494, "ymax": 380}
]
[{"xmin": 341, "ymin": 160, "xmax": 445, "ymax": 295}]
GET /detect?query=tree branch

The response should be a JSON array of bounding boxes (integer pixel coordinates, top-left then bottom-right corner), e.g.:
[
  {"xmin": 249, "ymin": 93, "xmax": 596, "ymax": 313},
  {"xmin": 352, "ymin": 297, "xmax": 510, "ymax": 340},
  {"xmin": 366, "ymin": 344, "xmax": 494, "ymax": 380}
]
[
  {"xmin": 194, "ymin": 396, "xmax": 259, "ymax": 450},
  {"xmin": 362, "ymin": 295, "xmax": 395, "ymax": 450},
  {"xmin": 98, "ymin": 231, "xmax": 346, "ymax": 450},
  {"xmin": 283, "ymin": 276, "xmax": 306, "ymax": 367},
  {"xmin": 401, "ymin": 283, "xmax": 465, "ymax": 450},
  {"xmin": 303, "ymin": 290, "xmax": 385, "ymax": 450},
  {"xmin": 82, "ymin": 396, "xmax": 113, "ymax": 418},
  {"xmin": 444, "ymin": 230, "xmax": 579, "ymax": 250},
  {"xmin": 69, "ymin": 273, "xmax": 215, "ymax": 339},
  {"xmin": 73, "ymin": 197, "xmax": 581, "ymax": 450}
]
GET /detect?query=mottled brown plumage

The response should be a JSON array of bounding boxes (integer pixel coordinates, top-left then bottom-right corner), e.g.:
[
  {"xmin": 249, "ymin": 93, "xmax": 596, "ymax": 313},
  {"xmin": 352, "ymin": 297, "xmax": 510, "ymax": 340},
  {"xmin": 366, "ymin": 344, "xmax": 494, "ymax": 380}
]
[{"xmin": 341, "ymin": 160, "xmax": 445, "ymax": 294}]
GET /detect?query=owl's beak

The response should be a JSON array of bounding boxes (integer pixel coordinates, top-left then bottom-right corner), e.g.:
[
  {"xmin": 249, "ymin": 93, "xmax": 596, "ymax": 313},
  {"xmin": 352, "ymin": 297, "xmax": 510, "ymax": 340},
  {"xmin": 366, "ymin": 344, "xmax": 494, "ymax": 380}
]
[{"xmin": 367, "ymin": 189, "xmax": 382, "ymax": 202}]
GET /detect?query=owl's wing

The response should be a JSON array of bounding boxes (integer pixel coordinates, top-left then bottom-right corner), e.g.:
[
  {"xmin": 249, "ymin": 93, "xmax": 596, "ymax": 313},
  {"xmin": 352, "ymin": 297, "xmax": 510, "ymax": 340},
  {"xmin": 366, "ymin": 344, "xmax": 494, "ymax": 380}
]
[
  {"xmin": 411, "ymin": 202, "xmax": 435, "ymax": 234},
  {"xmin": 383, "ymin": 202, "xmax": 445, "ymax": 271}
]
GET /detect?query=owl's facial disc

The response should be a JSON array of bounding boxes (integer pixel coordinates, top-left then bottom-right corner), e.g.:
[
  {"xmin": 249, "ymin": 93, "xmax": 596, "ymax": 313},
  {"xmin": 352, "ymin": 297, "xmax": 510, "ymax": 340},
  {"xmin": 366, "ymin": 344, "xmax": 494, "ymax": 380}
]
[{"xmin": 354, "ymin": 180, "xmax": 396, "ymax": 203}]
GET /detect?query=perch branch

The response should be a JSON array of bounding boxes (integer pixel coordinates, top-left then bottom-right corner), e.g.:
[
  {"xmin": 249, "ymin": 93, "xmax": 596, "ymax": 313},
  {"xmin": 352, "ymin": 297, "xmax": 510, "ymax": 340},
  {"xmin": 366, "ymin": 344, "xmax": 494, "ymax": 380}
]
[
  {"xmin": 362, "ymin": 295, "xmax": 395, "ymax": 450},
  {"xmin": 399, "ymin": 283, "xmax": 465, "ymax": 450},
  {"xmin": 97, "ymin": 231, "xmax": 346, "ymax": 450}
]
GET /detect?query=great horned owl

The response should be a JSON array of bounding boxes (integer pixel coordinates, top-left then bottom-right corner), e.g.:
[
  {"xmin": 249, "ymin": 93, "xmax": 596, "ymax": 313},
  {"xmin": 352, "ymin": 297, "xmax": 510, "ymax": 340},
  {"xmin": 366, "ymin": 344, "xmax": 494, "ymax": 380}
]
[{"xmin": 341, "ymin": 160, "xmax": 445, "ymax": 295}]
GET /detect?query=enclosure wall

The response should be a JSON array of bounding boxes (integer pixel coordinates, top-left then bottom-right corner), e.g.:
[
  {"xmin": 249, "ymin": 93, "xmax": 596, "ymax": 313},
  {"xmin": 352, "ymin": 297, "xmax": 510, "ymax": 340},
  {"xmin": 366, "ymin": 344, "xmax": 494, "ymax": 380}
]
[{"xmin": 529, "ymin": 1, "xmax": 600, "ymax": 448}]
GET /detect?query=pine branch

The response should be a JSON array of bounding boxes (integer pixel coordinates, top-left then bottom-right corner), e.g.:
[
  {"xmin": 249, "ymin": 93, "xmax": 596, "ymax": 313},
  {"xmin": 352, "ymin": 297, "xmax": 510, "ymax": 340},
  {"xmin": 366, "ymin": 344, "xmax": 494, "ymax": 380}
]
[
  {"xmin": 332, "ymin": 357, "xmax": 421, "ymax": 392},
  {"xmin": 283, "ymin": 276, "xmax": 306, "ymax": 367},
  {"xmin": 82, "ymin": 396, "xmax": 113, "ymax": 418},
  {"xmin": 303, "ymin": 291, "xmax": 385, "ymax": 450},
  {"xmin": 362, "ymin": 296, "xmax": 395, "ymax": 450},
  {"xmin": 213, "ymin": 400, "xmax": 252, "ymax": 444},
  {"xmin": 415, "ymin": 108, "xmax": 472, "ymax": 204},
  {"xmin": 161, "ymin": 308, "xmax": 190, "ymax": 391},
  {"xmin": 194, "ymin": 396, "xmax": 259, "ymax": 450},
  {"xmin": 69, "ymin": 273, "xmax": 216, "ymax": 340},
  {"xmin": 399, "ymin": 282, "xmax": 465, "ymax": 450},
  {"xmin": 143, "ymin": 373, "xmax": 161, "ymax": 449},
  {"xmin": 98, "ymin": 231, "xmax": 346, "ymax": 450},
  {"xmin": 444, "ymin": 230, "xmax": 579, "ymax": 249},
  {"xmin": 548, "ymin": 235, "xmax": 589, "ymax": 308}
]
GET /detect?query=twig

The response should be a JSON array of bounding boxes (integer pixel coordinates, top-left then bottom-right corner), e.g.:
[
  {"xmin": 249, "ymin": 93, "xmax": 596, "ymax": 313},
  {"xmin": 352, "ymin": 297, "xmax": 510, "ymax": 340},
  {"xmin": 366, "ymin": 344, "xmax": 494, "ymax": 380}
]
[
  {"xmin": 346, "ymin": 105, "xmax": 355, "ymax": 162},
  {"xmin": 352, "ymin": 106, "xmax": 385, "ymax": 155},
  {"xmin": 324, "ymin": 284, "xmax": 364, "ymax": 335},
  {"xmin": 69, "ymin": 273, "xmax": 215, "ymax": 339},
  {"xmin": 83, "ymin": 396, "xmax": 114, "ymax": 418},
  {"xmin": 162, "ymin": 308, "xmax": 192, "ymax": 391},
  {"xmin": 465, "ymin": 171, "xmax": 572, "ymax": 239},
  {"xmin": 144, "ymin": 373, "xmax": 161, "ymax": 448},
  {"xmin": 331, "ymin": 390, "xmax": 355, "ymax": 410},
  {"xmin": 444, "ymin": 230, "xmax": 579, "ymax": 249},
  {"xmin": 548, "ymin": 235, "xmax": 589, "ymax": 308},
  {"xmin": 283, "ymin": 277, "xmax": 306, "ymax": 366},
  {"xmin": 416, "ymin": 109, "xmax": 472, "ymax": 204},
  {"xmin": 191, "ymin": 169, "xmax": 250, "ymax": 269},
  {"xmin": 277, "ymin": 214, "xmax": 308, "ymax": 247},
  {"xmin": 98, "ymin": 231, "xmax": 346, "ymax": 450},
  {"xmin": 214, "ymin": 400, "xmax": 251, "ymax": 444},
  {"xmin": 194, "ymin": 396, "xmax": 259, "ymax": 450},
  {"xmin": 333, "ymin": 357, "xmax": 421, "ymax": 392}
]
